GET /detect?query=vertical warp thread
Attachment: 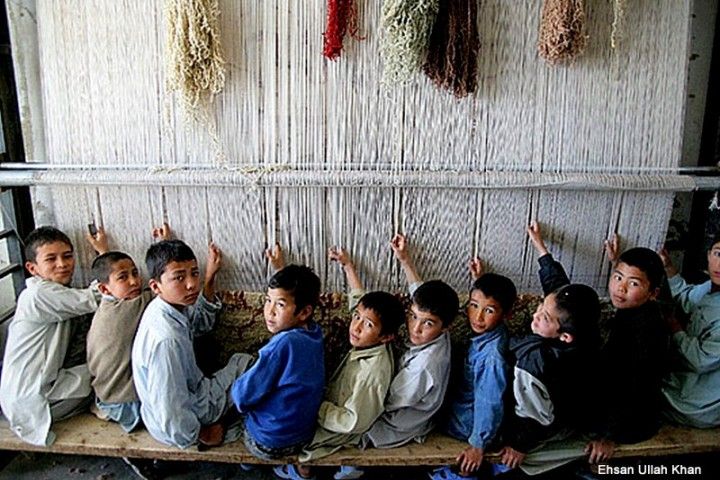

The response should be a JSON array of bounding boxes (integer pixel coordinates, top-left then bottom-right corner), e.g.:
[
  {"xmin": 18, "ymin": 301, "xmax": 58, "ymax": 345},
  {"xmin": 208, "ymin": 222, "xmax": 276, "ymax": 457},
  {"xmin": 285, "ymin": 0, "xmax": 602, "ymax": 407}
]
[
  {"xmin": 423, "ymin": 0, "xmax": 480, "ymax": 98},
  {"xmin": 537, "ymin": 0, "xmax": 587, "ymax": 64},
  {"xmin": 380, "ymin": 0, "xmax": 440, "ymax": 87}
]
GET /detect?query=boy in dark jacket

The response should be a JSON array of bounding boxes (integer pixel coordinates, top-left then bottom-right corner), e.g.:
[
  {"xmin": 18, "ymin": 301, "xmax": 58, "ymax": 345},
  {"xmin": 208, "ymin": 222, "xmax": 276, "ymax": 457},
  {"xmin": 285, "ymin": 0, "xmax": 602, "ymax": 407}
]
[{"xmin": 527, "ymin": 221, "xmax": 669, "ymax": 464}]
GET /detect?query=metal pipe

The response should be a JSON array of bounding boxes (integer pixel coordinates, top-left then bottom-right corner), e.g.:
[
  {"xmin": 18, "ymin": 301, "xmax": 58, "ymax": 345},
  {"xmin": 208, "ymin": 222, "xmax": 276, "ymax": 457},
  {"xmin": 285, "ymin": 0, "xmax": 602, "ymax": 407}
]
[{"xmin": 2, "ymin": 165, "xmax": 719, "ymax": 191}]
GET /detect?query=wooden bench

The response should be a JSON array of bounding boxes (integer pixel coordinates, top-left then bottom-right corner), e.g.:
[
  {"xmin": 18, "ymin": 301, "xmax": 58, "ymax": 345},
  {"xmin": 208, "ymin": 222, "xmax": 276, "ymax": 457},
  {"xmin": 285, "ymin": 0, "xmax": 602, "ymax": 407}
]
[
  {"xmin": 2, "ymin": 415, "xmax": 720, "ymax": 466},
  {"xmin": 3, "ymin": 291, "xmax": 720, "ymax": 467}
]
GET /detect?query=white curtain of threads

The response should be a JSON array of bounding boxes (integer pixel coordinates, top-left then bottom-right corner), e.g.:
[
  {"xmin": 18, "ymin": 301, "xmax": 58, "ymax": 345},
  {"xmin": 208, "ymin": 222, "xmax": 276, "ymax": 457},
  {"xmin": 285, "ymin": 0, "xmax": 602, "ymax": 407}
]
[{"xmin": 27, "ymin": 0, "xmax": 689, "ymax": 293}]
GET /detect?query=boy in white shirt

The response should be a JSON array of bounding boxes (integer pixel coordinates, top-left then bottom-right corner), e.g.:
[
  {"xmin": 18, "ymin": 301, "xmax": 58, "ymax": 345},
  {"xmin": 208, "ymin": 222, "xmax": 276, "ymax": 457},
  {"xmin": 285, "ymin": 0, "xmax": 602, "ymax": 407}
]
[{"xmin": 1, "ymin": 226, "xmax": 106, "ymax": 446}]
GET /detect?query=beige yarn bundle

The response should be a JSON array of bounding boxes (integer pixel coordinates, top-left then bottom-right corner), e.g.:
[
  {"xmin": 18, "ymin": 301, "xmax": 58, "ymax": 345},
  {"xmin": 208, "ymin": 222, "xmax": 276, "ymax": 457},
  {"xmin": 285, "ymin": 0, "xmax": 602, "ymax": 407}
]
[
  {"xmin": 165, "ymin": 0, "xmax": 226, "ymax": 123},
  {"xmin": 380, "ymin": 0, "xmax": 440, "ymax": 87},
  {"xmin": 537, "ymin": 0, "xmax": 587, "ymax": 64},
  {"xmin": 611, "ymin": 0, "xmax": 626, "ymax": 50}
]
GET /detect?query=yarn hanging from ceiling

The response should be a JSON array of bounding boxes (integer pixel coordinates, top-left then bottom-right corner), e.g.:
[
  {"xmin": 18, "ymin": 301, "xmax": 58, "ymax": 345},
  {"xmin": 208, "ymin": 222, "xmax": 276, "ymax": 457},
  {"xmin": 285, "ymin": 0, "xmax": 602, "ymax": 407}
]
[
  {"xmin": 423, "ymin": 0, "xmax": 480, "ymax": 98},
  {"xmin": 537, "ymin": 0, "xmax": 587, "ymax": 64},
  {"xmin": 322, "ymin": 0, "xmax": 363, "ymax": 60},
  {"xmin": 164, "ymin": 0, "xmax": 226, "ymax": 122},
  {"xmin": 380, "ymin": 0, "xmax": 440, "ymax": 87},
  {"xmin": 611, "ymin": 0, "xmax": 626, "ymax": 50}
]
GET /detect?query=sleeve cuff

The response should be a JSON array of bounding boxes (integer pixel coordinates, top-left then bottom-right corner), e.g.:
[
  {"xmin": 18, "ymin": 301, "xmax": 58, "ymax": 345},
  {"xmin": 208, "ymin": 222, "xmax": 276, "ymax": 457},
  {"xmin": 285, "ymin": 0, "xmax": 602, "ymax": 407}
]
[
  {"xmin": 537, "ymin": 253, "xmax": 555, "ymax": 268},
  {"xmin": 668, "ymin": 274, "xmax": 684, "ymax": 292},
  {"xmin": 197, "ymin": 292, "xmax": 222, "ymax": 311}
]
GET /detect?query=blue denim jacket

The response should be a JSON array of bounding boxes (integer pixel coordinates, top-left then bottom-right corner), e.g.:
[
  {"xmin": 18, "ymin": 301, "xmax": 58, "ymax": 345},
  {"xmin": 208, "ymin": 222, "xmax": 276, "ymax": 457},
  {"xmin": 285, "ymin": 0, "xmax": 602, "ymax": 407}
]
[{"xmin": 446, "ymin": 323, "xmax": 509, "ymax": 449}]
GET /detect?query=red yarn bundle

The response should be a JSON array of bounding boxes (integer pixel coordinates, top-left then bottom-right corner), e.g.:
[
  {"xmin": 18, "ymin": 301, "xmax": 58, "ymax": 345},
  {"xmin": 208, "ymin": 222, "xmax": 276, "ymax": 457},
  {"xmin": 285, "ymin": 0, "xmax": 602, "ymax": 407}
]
[{"xmin": 322, "ymin": 0, "xmax": 362, "ymax": 60}]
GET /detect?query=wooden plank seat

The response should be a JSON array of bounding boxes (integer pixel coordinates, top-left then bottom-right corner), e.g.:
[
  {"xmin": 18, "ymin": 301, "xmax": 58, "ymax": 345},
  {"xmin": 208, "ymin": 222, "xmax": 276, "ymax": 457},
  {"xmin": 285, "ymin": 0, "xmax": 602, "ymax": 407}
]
[{"xmin": 2, "ymin": 415, "xmax": 720, "ymax": 466}]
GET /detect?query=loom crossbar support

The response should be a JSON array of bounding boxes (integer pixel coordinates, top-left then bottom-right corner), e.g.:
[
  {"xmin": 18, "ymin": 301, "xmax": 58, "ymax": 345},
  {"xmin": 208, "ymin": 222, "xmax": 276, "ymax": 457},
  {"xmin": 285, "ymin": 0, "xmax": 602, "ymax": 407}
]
[{"xmin": 0, "ymin": 163, "xmax": 718, "ymax": 192}]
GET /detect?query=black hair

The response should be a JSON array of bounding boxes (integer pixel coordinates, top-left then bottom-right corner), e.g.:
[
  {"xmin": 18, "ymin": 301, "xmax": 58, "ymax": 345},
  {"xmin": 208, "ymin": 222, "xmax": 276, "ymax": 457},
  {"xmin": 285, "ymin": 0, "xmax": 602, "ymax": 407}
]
[
  {"xmin": 412, "ymin": 280, "xmax": 460, "ymax": 327},
  {"xmin": 552, "ymin": 283, "xmax": 601, "ymax": 349},
  {"xmin": 470, "ymin": 273, "xmax": 518, "ymax": 314},
  {"xmin": 268, "ymin": 264, "xmax": 321, "ymax": 314},
  {"xmin": 358, "ymin": 291, "xmax": 405, "ymax": 336},
  {"xmin": 24, "ymin": 226, "xmax": 73, "ymax": 263},
  {"xmin": 91, "ymin": 251, "xmax": 134, "ymax": 283},
  {"xmin": 145, "ymin": 240, "xmax": 196, "ymax": 281},
  {"xmin": 617, "ymin": 247, "xmax": 665, "ymax": 291},
  {"xmin": 707, "ymin": 232, "xmax": 720, "ymax": 252}
]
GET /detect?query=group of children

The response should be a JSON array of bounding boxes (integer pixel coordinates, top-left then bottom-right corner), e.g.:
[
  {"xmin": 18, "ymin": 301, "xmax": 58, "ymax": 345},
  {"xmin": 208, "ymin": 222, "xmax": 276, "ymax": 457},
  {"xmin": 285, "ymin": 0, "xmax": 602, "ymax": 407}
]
[{"xmin": 1, "ymin": 220, "xmax": 720, "ymax": 480}]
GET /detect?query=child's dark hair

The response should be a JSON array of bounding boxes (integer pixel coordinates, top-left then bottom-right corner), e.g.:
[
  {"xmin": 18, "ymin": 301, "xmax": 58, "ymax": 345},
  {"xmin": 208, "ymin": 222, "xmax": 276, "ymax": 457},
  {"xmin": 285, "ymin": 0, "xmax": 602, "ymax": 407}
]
[
  {"xmin": 471, "ymin": 273, "xmax": 517, "ymax": 314},
  {"xmin": 24, "ymin": 226, "xmax": 73, "ymax": 262},
  {"xmin": 707, "ymin": 232, "xmax": 720, "ymax": 252},
  {"xmin": 92, "ymin": 251, "xmax": 134, "ymax": 283},
  {"xmin": 553, "ymin": 283, "xmax": 601, "ymax": 349},
  {"xmin": 268, "ymin": 264, "xmax": 321, "ymax": 314},
  {"xmin": 412, "ymin": 280, "xmax": 460, "ymax": 327},
  {"xmin": 145, "ymin": 240, "xmax": 196, "ymax": 281},
  {"xmin": 617, "ymin": 247, "xmax": 665, "ymax": 291},
  {"xmin": 358, "ymin": 291, "xmax": 405, "ymax": 336}
]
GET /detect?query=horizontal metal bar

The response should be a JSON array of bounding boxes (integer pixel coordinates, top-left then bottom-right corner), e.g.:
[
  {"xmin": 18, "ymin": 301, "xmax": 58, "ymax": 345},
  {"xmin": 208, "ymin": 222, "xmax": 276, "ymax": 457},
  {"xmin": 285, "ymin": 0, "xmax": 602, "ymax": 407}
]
[
  {"xmin": 0, "ymin": 308, "xmax": 14, "ymax": 324},
  {"xmin": 0, "ymin": 165, "xmax": 718, "ymax": 191},
  {"xmin": 0, "ymin": 263, "xmax": 21, "ymax": 278},
  {"xmin": 0, "ymin": 229, "xmax": 13, "ymax": 240}
]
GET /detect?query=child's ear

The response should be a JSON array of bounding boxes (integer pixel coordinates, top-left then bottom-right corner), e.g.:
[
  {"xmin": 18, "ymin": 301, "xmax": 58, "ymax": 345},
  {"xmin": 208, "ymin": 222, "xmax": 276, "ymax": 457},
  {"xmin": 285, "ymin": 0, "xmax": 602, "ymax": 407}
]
[
  {"xmin": 380, "ymin": 333, "xmax": 395, "ymax": 344},
  {"xmin": 98, "ymin": 283, "xmax": 112, "ymax": 296},
  {"xmin": 649, "ymin": 287, "xmax": 660, "ymax": 301},
  {"xmin": 558, "ymin": 332, "xmax": 574, "ymax": 344},
  {"xmin": 148, "ymin": 278, "xmax": 161, "ymax": 295},
  {"xmin": 297, "ymin": 305, "xmax": 313, "ymax": 323},
  {"xmin": 25, "ymin": 261, "xmax": 38, "ymax": 276}
]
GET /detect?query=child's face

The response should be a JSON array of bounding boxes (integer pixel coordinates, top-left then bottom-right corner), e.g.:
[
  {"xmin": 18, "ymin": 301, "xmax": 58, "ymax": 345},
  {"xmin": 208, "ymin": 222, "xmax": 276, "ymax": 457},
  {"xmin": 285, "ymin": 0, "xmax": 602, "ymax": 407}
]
[
  {"xmin": 531, "ymin": 294, "xmax": 564, "ymax": 339},
  {"xmin": 707, "ymin": 242, "xmax": 720, "ymax": 286},
  {"xmin": 608, "ymin": 262, "xmax": 657, "ymax": 309},
  {"xmin": 407, "ymin": 304, "xmax": 445, "ymax": 346},
  {"xmin": 99, "ymin": 259, "xmax": 142, "ymax": 300},
  {"xmin": 349, "ymin": 304, "xmax": 393, "ymax": 348},
  {"xmin": 466, "ymin": 289, "xmax": 505, "ymax": 335},
  {"xmin": 25, "ymin": 241, "xmax": 75, "ymax": 286},
  {"xmin": 148, "ymin": 259, "xmax": 200, "ymax": 308},
  {"xmin": 264, "ymin": 287, "xmax": 311, "ymax": 334}
]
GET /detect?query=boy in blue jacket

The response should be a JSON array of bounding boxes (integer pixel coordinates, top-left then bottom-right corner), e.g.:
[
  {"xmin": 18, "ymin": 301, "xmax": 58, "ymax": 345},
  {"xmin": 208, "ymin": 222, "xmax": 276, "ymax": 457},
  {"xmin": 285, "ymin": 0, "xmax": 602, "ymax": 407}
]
[
  {"xmin": 231, "ymin": 263, "xmax": 325, "ymax": 460},
  {"xmin": 431, "ymin": 258, "xmax": 516, "ymax": 480}
]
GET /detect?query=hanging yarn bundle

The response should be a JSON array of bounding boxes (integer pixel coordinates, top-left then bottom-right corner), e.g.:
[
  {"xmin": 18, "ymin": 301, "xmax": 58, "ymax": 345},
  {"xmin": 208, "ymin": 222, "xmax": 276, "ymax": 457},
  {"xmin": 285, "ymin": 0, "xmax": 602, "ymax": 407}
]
[
  {"xmin": 423, "ymin": 0, "xmax": 480, "ymax": 98},
  {"xmin": 165, "ymin": 0, "xmax": 226, "ymax": 123},
  {"xmin": 537, "ymin": 0, "xmax": 587, "ymax": 64},
  {"xmin": 611, "ymin": 0, "xmax": 626, "ymax": 50},
  {"xmin": 322, "ymin": 0, "xmax": 363, "ymax": 60},
  {"xmin": 380, "ymin": 0, "xmax": 440, "ymax": 87}
]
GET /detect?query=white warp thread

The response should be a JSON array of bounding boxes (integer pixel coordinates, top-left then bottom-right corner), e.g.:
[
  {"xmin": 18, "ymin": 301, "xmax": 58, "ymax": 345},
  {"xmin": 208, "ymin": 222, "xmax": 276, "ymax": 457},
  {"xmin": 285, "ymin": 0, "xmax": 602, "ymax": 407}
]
[{"xmin": 22, "ymin": 0, "xmax": 690, "ymax": 293}]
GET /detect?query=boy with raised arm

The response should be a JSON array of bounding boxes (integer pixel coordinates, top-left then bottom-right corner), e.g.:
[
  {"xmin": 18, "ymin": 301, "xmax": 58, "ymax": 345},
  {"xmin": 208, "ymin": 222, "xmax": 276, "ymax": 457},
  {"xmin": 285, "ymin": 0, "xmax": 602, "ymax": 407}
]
[
  {"xmin": 526, "ymin": 221, "xmax": 667, "ymax": 466},
  {"xmin": 131, "ymin": 239, "xmax": 252, "ymax": 448},
  {"xmin": 86, "ymin": 223, "xmax": 171, "ymax": 433},
  {"xmin": 231, "ymin": 249, "xmax": 325, "ymax": 461},
  {"xmin": 324, "ymin": 235, "xmax": 457, "ymax": 480},
  {"xmin": 432, "ymin": 257, "xmax": 516, "ymax": 480},
  {"xmin": 660, "ymin": 235, "xmax": 720, "ymax": 428},
  {"xmin": 1, "ymin": 226, "xmax": 106, "ymax": 445},
  {"xmin": 275, "ymin": 247, "xmax": 403, "ymax": 480}
]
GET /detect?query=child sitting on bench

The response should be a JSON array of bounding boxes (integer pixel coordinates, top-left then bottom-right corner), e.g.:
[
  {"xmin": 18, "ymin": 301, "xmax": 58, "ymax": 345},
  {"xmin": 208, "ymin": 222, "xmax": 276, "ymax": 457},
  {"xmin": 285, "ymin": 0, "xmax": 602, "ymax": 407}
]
[
  {"xmin": 274, "ymin": 246, "xmax": 404, "ymax": 480},
  {"xmin": 131, "ymin": 239, "xmax": 252, "ymax": 448},
  {"xmin": 1, "ymin": 226, "xmax": 105, "ymax": 446}
]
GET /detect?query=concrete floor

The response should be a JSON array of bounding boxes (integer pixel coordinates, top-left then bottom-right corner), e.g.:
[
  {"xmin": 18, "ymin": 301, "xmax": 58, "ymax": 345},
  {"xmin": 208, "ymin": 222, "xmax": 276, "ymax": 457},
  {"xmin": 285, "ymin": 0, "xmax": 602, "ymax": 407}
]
[
  {"xmin": 0, "ymin": 452, "xmax": 432, "ymax": 480},
  {"xmin": 3, "ymin": 452, "xmax": 720, "ymax": 479}
]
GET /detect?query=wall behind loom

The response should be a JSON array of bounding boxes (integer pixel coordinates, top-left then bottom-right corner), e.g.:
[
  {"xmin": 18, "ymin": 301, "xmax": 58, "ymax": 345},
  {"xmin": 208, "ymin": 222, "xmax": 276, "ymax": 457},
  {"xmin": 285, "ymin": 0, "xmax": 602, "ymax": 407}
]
[{"xmin": 22, "ymin": 0, "xmax": 689, "ymax": 294}]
